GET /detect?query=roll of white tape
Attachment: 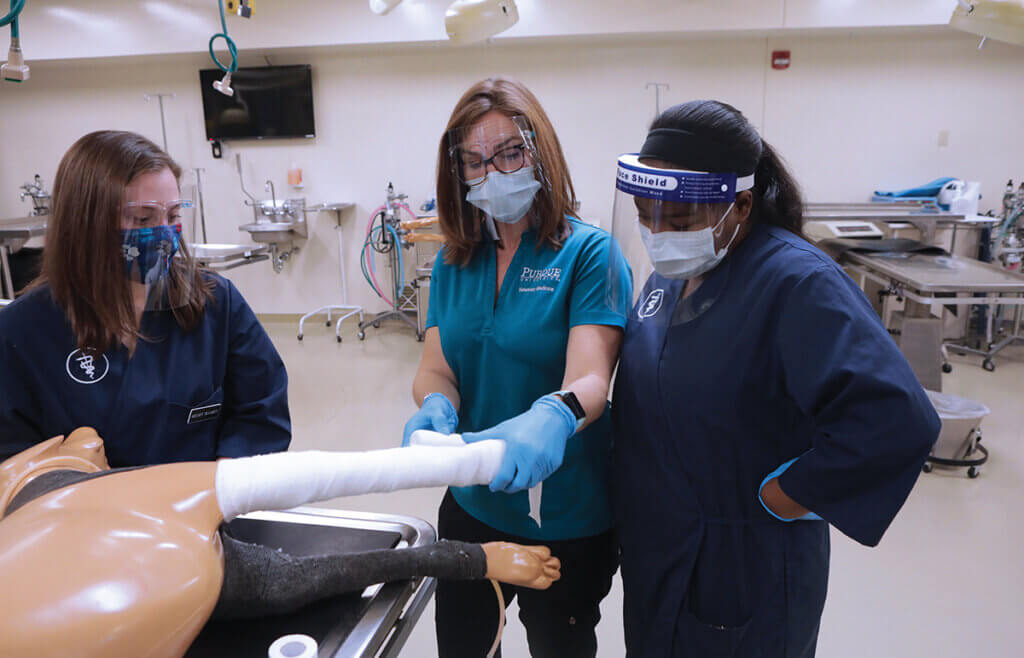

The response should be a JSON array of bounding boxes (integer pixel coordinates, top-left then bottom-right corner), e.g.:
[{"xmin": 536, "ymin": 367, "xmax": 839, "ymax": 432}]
[{"xmin": 268, "ymin": 633, "xmax": 318, "ymax": 658}]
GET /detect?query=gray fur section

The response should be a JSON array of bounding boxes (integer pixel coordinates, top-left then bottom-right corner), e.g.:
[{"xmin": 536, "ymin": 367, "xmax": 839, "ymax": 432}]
[{"xmin": 212, "ymin": 533, "xmax": 487, "ymax": 619}]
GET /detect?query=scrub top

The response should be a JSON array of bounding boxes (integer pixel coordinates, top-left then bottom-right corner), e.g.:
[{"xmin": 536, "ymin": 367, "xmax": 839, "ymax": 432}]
[
  {"xmin": 612, "ymin": 224, "xmax": 940, "ymax": 657},
  {"xmin": 0, "ymin": 274, "xmax": 291, "ymax": 467},
  {"xmin": 427, "ymin": 217, "xmax": 631, "ymax": 541}
]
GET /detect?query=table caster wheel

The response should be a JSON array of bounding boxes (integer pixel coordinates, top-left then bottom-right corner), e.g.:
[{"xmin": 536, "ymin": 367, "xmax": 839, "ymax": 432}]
[
  {"xmin": 982, "ymin": 359, "xmax": 995, "ymax": 372},
  {"xmin": 417, "ymin": 333, "xmax": 424, "ymax": 342},
  {"xmin": 358, "ymin": 331, "xmax": 366, "ymax": 340},
  {"xmin": 337, "ymin": 336, "xmax": 342, "ymax": 343},
  {"xmin": 922, "ymin": 462, "xmax": 933, "ymax": 474},
  {"xmin": 326, "ymin": 320, "xmax": 331, "ymax": 327},
  {"xmin": 967, "ymin": 466, "xmax": 980, "ymax": 479},
  {"xmin": 373, "ymin": 320, "xmax": 381, "ymax": 328},
  {"xmin": 297, "ymin": 334, "xmax": 303, "ymax": 341},
  {"xmin": 942, "ymin": 363, "xmax": 953, "ymax": 374}
]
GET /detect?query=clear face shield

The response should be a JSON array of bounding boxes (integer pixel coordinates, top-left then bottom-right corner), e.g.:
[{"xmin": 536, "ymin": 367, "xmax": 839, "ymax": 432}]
[
  {"xmin": 606, "ymin": 154, "xmax": 754, "ymax": 314},
  {"xmin": 448, "ymin": 114, "xmax": 549, "ymax": 239},
  {"xmin": 119, "ymin": 196, "xmax": 199, "ymax": 312}
]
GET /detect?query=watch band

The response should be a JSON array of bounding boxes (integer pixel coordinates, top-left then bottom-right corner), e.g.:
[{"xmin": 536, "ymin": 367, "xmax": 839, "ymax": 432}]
[{"xmin": 554, "ymin": 390, "xmax": 586, "ymax": 425}]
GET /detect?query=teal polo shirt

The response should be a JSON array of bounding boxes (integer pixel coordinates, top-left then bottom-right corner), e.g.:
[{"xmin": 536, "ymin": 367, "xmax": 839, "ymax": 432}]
[{"xmin": 426, "ymin": 217, "xmax": 632, "ymax": 540}]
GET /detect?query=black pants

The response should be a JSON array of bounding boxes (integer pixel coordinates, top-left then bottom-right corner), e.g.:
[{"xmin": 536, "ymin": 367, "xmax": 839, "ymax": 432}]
[{"xmin": 435, "ymin": 489, "xmax": 618, "ymax": 658}]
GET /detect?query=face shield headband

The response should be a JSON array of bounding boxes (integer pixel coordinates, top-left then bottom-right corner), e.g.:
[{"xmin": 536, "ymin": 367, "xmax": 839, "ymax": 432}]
[
  {"xmin": 615, "ymin": 154, "xmax": 754, "ymax": 205},
  {"xmin": 610, "ymin": 155, "xmax": 755, "ymax": 285}
]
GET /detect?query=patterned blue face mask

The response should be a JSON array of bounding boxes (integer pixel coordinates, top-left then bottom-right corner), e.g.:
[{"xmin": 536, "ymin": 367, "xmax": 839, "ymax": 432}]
[{"xmin": 120, "ymin": 224, "xmax": 182, "ymax": 284}]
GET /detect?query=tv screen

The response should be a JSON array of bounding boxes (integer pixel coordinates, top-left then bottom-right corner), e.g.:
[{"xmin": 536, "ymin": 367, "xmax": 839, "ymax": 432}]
[{"xmin": 199, "ymin": 65, "xmax": 315, "ymax": 140}]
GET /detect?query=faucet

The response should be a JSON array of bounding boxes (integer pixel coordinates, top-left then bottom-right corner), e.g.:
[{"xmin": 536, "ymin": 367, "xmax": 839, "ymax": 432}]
[
  {"xmin": 265, "ymin": 180, "xmax": 278, "ymax": 216},
  {"xmin": 19, "ymin": 175, "xmax": 51, "ymax": 216}
]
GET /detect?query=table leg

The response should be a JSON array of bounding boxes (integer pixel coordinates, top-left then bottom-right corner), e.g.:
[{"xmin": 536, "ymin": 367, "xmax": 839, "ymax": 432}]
[{"xmin": 0, "ymin": 245, "xmax": 15, "ymax": 300}]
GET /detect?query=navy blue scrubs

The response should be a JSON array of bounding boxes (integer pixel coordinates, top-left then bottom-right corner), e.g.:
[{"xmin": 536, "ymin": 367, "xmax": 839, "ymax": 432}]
[
  {"xmin": 612, "ymin": 224, "xmax": 940, "ymax": 657},
  {"xmin": 0, "ymin": 274, "xmax": 290, "ymax": 466}
]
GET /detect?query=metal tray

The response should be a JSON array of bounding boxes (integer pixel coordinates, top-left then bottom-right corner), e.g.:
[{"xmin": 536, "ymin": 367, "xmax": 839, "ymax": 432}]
[
  {"xmin": 190, "ymin": 243, "xmax": 268, "ymax": 263},
  {"xmin": 187, "ymin": 507, "xmax": 436, "ymax": 658}
]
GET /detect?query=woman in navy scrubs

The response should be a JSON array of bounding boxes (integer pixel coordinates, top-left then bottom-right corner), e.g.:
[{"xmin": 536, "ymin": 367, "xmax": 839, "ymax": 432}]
[
  {"xmin": 403, "ymin": 78, "xmax": 631, "ymax": 657},
  {"xmin": 608, "ymin": 101, "xmax": 940, "ymax": 657},
  {"xmin": 0, "ymin": 131, "xmax": 290, "ymax": 466}
]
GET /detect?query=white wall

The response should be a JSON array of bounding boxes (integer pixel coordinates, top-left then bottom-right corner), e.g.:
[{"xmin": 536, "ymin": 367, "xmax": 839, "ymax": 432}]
[
  {"xmin": 763, "ymin": 31, "xmax": 1024, "ymax": 203},
  {"xmin": 15, "ymin": 0, "xmax": 959, "ymax": 62},
  {"xmin": 1, "ymin": 30, "xmax": 1022, "ymax": 314}
]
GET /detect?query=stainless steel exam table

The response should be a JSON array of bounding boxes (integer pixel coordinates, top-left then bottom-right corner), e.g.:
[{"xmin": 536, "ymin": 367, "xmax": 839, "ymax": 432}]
[
  {"xmin": 841, "ymin": 250, "xmax": 1024, "ymax": 371},
  {"xmin": 0, "ymin": 215, "xmax": 47, "ymax": 301},
  {"xmin": 185, "ymin": 507, "xmax": 437, "ymax": 658}
]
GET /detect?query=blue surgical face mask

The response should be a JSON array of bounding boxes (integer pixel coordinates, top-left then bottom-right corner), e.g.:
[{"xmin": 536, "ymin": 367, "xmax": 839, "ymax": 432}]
[
  {"xmin": 120, "ymin": 224, "xmax": 181, "ymax": 284},
  {"xmin": 465, "ymin": 167, "xmax": 542, "ymax": 225},
  {"xmin": 638, "ymin": 203, "xmax": 739, "ymax": 280}
]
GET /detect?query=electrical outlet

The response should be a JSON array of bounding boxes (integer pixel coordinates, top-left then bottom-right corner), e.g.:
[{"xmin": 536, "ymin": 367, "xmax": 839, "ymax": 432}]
[{"xmin": 225, "ymin": 0, "xmax": 253, "ymax": 17}]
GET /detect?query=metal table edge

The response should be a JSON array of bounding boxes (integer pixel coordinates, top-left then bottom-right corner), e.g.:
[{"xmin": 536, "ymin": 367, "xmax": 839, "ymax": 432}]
[
  {"xmin": 842, "ymin": 251, "xmax": 1024, "ymax": 294},
  {"xmin": 239, "ymin": 507, "xmax": 437, "ymax": 658}
]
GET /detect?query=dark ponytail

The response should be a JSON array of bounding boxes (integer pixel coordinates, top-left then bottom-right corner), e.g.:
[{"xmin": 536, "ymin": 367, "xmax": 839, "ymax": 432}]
[
  {"xmin": 751, "ymin": 141, "xmax": 804, "ymax": 237},
  {"xmin": 647, "ymin": 100, "xmax": 805, "ymax": 237}
]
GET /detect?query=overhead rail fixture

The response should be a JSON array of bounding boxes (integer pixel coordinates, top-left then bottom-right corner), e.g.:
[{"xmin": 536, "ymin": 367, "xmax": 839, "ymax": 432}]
[{"xmin": 951, "ymin": 1, "xmax": 1024, "ymax": 47}]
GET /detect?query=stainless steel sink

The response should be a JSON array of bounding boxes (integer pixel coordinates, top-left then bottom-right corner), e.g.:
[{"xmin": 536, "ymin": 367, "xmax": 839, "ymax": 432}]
[
  {"xmin": 239, "ymin": 221, "xmax": 306, "ymax": 244},
  {"xmin": 239, "ymin": 196, "xmax": 308, "ymax": 245}
]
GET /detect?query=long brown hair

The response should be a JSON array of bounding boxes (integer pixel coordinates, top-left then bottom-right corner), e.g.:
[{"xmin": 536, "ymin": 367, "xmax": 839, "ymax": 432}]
[
  {"xmin": 33, "ymin": 131, "xmax": 211, "ymax": 353},
  {"xmin": 436, "ymin": 77, "xmax": 579, "ymax": 266}
]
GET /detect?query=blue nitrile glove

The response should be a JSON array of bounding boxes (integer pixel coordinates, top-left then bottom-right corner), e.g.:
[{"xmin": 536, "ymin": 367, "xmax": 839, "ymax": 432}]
[
  {"xmin": 402, "ymin": 393, "xmax": 459, "ymax": 447},
  {"xmin": 462, "ymin": 394, "xmax": 578, "ymax": 494},
  {"xmin": 758, "ymin": 458, "xmax": 823, "ymax": 522}
]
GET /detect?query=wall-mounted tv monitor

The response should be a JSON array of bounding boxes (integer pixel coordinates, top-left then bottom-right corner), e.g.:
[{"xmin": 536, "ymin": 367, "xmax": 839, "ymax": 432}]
[{"xmin": 199, "ymin": 65, "xmax": 315, "ymax": 140}]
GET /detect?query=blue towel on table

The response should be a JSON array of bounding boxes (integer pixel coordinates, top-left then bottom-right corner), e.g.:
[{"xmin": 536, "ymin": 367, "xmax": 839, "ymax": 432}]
[{"xmin": 874, "ymin": 177, "xmax": 958, "ymax": 199}]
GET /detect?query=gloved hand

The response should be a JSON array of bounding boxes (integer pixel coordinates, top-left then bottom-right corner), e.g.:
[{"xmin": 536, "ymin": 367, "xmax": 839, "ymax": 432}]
[
  {"xmin": 758, "ymin": 458, "xmax": 823, "ymax": 522},
  {"xmin": 462, "ymin": 394, "xmax": 578, "ymax": 494},
  {"xmin": 402, "ymin": 393, "xmax": 459, "ymax": 447}
]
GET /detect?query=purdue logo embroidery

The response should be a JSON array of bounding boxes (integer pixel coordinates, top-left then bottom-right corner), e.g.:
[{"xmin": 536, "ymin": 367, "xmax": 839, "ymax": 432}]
[{"xmin": 66, "ymin": 349, "xmax": 110, "ymax": 384}]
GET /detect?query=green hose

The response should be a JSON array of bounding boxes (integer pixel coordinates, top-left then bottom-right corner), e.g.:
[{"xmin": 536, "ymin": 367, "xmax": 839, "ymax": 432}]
[
  {"xmin": 2, "ymin": 0, "xmax": 26, "ymax": 39},
  {"xmin": 208, "ymin": 0, "xmax": 238, "ymax": 74}
]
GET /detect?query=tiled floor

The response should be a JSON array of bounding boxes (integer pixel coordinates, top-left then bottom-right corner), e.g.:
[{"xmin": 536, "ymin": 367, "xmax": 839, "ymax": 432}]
[{"xmin": 267, "ymin": 315, "xmax": 1023, "ymax": 658}]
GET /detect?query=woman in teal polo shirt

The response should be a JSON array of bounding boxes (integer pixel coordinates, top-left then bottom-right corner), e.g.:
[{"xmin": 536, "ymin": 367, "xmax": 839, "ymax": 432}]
[{"xmin": 403, "ymin": 77, "xmax": 631, "ymax": 657}]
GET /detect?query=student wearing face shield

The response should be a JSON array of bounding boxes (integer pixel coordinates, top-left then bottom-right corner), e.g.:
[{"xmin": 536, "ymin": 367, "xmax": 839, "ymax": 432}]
[
  {"xmin": 403, "ymin": 78, "xmax": 632, "ymax": 657},
  {"xmin": 0, "ymin": 131, "xmax": 290, "ymax": 467},
  {"xmin": 606, "ymin": 101, "xmax": 940, "ymax": 657}
]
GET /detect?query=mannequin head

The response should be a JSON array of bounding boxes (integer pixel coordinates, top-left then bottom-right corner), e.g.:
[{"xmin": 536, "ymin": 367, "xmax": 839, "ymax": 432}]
[{"xmin": 0, "ymin": 428, "xmax": 110, "ymax": 518}]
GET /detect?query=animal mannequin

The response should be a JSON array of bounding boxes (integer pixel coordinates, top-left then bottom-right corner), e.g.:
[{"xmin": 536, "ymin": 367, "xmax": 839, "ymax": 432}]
[{"xmin": 0, "ymin": 428, "xmax": 559, "ymax": 658}]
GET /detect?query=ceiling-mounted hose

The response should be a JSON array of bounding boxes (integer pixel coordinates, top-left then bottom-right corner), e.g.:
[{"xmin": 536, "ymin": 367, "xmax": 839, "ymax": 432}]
[
  {"xmin": 208, "ymin": 0, "xmax": 238, "ymax": 74},
  {"xmin": 1, "ymin": 0, "xmax": 26, "ymax": 35}
]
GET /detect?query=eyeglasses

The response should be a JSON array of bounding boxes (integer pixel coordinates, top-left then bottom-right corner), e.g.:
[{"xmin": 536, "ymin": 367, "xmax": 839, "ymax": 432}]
[
  {"xmin": 455, "ymin": 143, "xmax": 529, "ymax": 187},
  {"xmin": 122, "ymin": 200, "xmax": 194, "ymax": 229}
]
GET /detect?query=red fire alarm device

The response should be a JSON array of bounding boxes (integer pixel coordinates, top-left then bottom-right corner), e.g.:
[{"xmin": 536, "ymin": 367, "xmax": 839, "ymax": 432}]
[{"xmin": 772, "ymin": 50, "xmax": 791, "ymax": 70}]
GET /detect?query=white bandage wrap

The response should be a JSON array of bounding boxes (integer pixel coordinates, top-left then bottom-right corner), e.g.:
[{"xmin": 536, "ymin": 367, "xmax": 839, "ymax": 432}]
[
  {"xmin": 410, "ymin": 430, "xmax": 543, "ymax": 527},
  {"xmin": 215, "ymin": 440, "xmax": 505, "ymax": 522}
]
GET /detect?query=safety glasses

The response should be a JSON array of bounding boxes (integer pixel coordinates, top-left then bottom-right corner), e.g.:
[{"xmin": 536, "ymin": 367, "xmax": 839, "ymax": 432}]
[{"xmin": 122, "ymin": 200, "xmax": 195, "ymax": 229}]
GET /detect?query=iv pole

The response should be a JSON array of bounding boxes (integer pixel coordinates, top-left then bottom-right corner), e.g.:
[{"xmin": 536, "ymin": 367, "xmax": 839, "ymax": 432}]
[
  {"xmin": 143, "ymin": 92, "xmax": 176, "ymax": 152},
  {"xmin": 645, "ymin": 82, "xmax": 669, "ymax": 117}
]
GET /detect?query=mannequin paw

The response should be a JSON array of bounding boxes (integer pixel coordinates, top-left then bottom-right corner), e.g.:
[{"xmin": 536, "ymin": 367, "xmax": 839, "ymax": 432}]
[{"xmin": 482, "ymin": 542, "xmax": 561, "ymax": 589}]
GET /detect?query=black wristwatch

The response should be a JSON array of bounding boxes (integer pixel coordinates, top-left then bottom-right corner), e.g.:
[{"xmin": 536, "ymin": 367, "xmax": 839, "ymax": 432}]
[{"xmin": 554, "ymin": 390, "xmax": 586, "ymax": 426}]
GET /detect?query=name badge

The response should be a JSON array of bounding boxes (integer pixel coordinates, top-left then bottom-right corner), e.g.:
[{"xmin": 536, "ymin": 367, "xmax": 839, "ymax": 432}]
[{"xmin": 188, "ymin": 403, "xmax": 222, "ymax": 425}]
